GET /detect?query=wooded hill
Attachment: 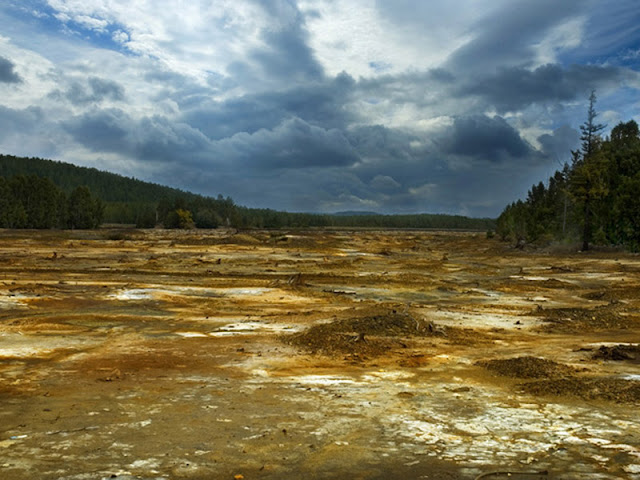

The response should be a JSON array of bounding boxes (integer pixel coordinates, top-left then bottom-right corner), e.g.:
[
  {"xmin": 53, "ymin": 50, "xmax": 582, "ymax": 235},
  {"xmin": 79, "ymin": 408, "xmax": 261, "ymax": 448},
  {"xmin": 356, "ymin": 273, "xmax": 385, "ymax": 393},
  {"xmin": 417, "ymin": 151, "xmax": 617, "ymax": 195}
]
[
  {"xmin": 497, "ymin": 92, "xmax": 640, "ymax": 251},
  {"xmin": 0, "ymin": 154, "xmax": 495, "ymax": 230}
]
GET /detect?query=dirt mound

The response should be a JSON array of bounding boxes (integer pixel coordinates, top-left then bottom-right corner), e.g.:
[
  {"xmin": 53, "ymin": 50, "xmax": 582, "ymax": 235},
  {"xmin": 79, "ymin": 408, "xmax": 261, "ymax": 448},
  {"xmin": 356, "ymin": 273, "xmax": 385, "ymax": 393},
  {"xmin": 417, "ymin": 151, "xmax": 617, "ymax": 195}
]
[
  {"xmin": 478, "ymin": 356, "xmax": 577, "ymax": 379},
  {"xmin": 539, "ymin": 278, "xmax": 575, "ymax": 289},
  {"xmin": 533, "ymin": 304, "xmax": 638, "ymax": 333},
  {"xmin": 329, "ymin": 313, "xmax": 434, "ymax": 336},
  {"xmin": 582, "ymin": 285, "xmax": 640, "ymax": 302},
  {"xmin": 226, "ymin": 233, "xmax": 262, "ymax": 245},
  {"xmin": 519, "ymin": 377, "xmax": 640, "ymax": 403},
  {"xmin": 284, "ymin": 312, "xmax": 442, "ymax": 356},
  {"xmin": 593, "ymin": 344, "xmax": 640, "ymax": 363}
]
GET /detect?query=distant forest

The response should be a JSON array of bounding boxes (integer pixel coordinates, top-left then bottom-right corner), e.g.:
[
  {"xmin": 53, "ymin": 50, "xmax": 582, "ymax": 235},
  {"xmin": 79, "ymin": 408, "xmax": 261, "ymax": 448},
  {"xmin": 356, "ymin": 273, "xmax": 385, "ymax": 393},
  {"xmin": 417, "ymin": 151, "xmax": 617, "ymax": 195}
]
[
  {"xmin": 497, "ymin": 91, "xmax": 640, "ymax": 251},
  {"xmin": 0, "ymin": 154, "xmax": 495, "ymax": 231},
  {"xmin": 0, "ymin": 175, "xmax": 103, "ymax": 229}
]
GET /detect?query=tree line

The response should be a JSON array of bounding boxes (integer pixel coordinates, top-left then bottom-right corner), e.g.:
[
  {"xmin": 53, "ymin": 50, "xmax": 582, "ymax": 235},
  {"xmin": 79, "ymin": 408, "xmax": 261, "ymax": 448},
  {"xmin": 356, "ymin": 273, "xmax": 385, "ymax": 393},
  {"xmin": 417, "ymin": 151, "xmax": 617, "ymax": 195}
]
[
  {"xmin": 0, "ymin": 154, "xmax": 495, "ymax": 231},
  {"xmin": 232, "ymin": 208, "xmax": 495, "ymax": 230},
  {"xmin": 139, "ymin": 198, "xmax": 494, "ymax": 230},
  {"xmin": 0, "ymin": 175, "xmax": 103, "ymax": 229},
  {"xmin": 497, "ymin": 91, "xmax": 640, "ymax": 251}
]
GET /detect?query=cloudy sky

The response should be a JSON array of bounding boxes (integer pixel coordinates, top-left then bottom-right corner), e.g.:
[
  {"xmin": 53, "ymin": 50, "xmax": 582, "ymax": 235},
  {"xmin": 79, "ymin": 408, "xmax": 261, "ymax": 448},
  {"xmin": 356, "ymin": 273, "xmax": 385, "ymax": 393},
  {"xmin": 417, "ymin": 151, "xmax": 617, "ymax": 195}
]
[{"xmin": 1, "ymin": 1, "xmax": 639, "ymax": 217}]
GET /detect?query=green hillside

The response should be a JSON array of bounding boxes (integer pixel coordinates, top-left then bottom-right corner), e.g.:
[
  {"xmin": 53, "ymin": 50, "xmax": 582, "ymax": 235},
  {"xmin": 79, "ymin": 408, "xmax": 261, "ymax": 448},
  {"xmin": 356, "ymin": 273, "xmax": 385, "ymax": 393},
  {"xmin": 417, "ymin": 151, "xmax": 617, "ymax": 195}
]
[
  {"xmin": 0, "ymin": 154, "xmax": 197, "ymax": 203},
  {"xmin": 0, "ymin": 154, "xmax": 233, "ymax": 226},
  {"xmin": 0, "ymin": 154, "xmax": 495, "ymax": 230}
]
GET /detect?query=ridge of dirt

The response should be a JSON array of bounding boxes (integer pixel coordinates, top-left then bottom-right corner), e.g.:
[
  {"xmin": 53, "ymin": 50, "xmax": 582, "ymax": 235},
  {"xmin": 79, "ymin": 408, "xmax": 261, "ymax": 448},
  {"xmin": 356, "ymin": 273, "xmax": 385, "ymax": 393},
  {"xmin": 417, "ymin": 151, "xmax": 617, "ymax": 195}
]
[
  {"xmin": 283, "ymin": 311, "xmax": 495, "ymax": 357},
  {"xmin": 582, "ymin": 285, "xmax": 640, "ymax": 301},
  {"xmin": 283, "ymin": 312, "xmax": 441, "ymax": 356},
  {"xmin": 478, "ymin": 356, "xmax": 579, "ymax": 379},
  {"xmin": 519, "ymin": 376, "xmax": 640, "ymax": 403},
  {"xmin": 593, "ymin": 344, "xmax": 640, "ymax": 362},
  {"xmin": 532, "ymin": 304, "xmax": 639, "ymax": 333}
]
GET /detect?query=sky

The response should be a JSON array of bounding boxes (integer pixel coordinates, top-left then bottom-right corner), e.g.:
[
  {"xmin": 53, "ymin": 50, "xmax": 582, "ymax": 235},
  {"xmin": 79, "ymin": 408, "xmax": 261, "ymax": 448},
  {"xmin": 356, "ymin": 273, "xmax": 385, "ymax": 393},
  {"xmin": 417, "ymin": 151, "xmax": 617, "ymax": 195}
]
[{"xmin": 1, "ymin": 1, "xmax": 639, "ymax": 217}]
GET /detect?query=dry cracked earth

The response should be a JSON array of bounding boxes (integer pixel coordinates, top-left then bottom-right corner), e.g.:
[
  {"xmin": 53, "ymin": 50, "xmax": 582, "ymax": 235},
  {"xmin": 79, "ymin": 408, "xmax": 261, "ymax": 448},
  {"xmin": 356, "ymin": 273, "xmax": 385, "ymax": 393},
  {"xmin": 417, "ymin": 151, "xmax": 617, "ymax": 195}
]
[{"xmin": 0, "ymin": 228, "xmax": 639, "ymax": 480}]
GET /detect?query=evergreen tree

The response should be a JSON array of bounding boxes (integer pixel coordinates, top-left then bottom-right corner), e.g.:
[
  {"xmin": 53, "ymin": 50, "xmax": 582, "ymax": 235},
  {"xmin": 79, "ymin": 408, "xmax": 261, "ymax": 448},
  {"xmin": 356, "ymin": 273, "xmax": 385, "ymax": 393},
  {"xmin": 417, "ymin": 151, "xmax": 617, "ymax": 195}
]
[
  {"xmin": 580, "ymin": 90, "xmax": 607, "ymax": 158},
  {"xmin": 68, "ymin": 186, "xmax": 104, "ymax": 229},
  {"xmin": 0, "ymin": 177, "xmax": 26, "ymax": 228},
  {"xmin": 497, "ymin": 94, "xmax": 640, "ymax": 251},
  {"xmin": 571, "ymin": 91, "xmax": 608, "ymax": 251}
]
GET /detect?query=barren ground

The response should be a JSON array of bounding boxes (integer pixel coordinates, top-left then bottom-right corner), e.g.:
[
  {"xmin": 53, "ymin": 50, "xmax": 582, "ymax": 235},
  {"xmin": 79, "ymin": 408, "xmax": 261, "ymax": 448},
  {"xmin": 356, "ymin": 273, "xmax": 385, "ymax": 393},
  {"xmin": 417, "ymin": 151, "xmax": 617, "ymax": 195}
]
[{"xmin": 1, "ymin": 228, "xmax": 639, "ymax": 480}]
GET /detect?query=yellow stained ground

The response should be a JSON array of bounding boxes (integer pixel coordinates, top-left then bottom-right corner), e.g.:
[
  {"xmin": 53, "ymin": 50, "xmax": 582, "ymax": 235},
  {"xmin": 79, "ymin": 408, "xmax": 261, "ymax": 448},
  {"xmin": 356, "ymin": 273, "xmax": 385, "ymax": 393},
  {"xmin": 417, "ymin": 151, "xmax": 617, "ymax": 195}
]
[{"xmin": 0, "ymin": 228, "xmax": 639, "ymax": 480}]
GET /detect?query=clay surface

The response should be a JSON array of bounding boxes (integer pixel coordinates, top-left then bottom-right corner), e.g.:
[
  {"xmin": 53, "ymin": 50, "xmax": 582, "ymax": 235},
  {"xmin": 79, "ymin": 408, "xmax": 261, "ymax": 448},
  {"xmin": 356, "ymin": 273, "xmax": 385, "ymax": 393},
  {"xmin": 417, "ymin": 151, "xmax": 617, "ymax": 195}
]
[{"xmin": 1, "ymin": 229, "xmax": 639, "ymax": 479}]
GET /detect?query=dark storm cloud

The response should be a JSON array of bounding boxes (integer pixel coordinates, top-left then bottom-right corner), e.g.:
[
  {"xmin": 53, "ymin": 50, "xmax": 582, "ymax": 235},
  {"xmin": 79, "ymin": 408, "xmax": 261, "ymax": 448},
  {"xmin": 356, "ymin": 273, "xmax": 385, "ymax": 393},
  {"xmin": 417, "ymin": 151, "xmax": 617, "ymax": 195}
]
[
  {"xmin": 447, "ymin": 0, "xmax": 585, "ymax": 72},
  {"xmin": 50, "ymin": 76, "xmax": 125, "ymax": 105},
  {"xmin": 357, "ymin": 69, "xmax": 455, "ymax": 108},
  {"xmin": 0, "ymin": 56, "xmax": 22, "ymax": 83},
  {"xmin": 218, "ymin": 117, "xmax": 359, "ymax": 169},
  {"xmin": 182, "ymin": 72, "xmax": 356, "ymax": 140},
  {"xmin": 183, "ymin": 96, "xmax": 285, "ymax": 141},
  {"xmin": 346, "ymin": 124, "xmax": 421, "ymax": 161},
  {"xmin": 156, "ymin": 165, "xmax": 372, "ymax": 213},
  {"xmin": 63, "ymin": 109, "xmax": 210, "ymax": 161},
  {"xmin": 460, "ymin": 63, "xmax": 633, "ymax": 113},
  {"xmin": 88, "ymin": 77, "xmax": 125, "ymax": 101},
  {"xmin": 63, "ymin": 108, "xmax": 358, "ymax": 169},
  {"xmin": 59, "ymin": 101, "xmax": 553, "ymax": 217},
  {"xmin": 444, "ymin": 115, "xmax": 535, "ymax": 161},
  {"xmin": 370, "ymin": 175, "xmax": 401, "ymax": 192},
  {"xmin": 187, "ymin": 140, "xmax": 547, "ymax": 217},
  {"xmin": 62, "ymin": 109, "xmax": 130, "ymax": 152},
  {"xmin": 251, "ymin": 20, "xmax": 324, "ymax": 83},
  {"xmin": 133, "ymin": 116, "xmax": 213, "ymax": 162},
  {"xmin": 5, "ymin": 1, "xmax": 638, "ymax": 219},
  {"xmin": 537, "ymin": 125, "xmax": 580, "ymax": 161},
  {"xmin": 0, "ymin": 105, "xmax": 63, "ymax": 157},
  {"xmin": 225, "ymin": 0, "xmax": 324, "ymax": 88},
  {"xmin": 0, "ymin": 105, "xmax": 43, "ymax": 137}
]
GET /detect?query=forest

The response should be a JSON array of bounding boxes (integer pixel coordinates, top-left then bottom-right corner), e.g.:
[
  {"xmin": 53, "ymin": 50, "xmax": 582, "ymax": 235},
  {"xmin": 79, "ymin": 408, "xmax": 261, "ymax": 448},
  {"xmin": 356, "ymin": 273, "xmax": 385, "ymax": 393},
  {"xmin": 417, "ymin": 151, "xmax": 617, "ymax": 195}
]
[
  {"xmin": 497, "ymin": 92, "xmax": 640, "ymax": 251},
  {"xmin": 0, "ymin": 175, "xmax": 103, "ymax": 229},
  {"xmin": 0, "ymin": 154, "xmax": 494, "ymax": 231}
]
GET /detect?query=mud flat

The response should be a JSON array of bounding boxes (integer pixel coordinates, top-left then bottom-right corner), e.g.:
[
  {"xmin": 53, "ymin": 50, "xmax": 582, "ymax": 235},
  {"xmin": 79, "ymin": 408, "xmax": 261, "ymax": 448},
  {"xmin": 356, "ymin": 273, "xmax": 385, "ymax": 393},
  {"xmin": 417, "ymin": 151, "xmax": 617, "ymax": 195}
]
[{"xmin": 1, "ymin": 228, "xmax": 639, "ymax": 479}]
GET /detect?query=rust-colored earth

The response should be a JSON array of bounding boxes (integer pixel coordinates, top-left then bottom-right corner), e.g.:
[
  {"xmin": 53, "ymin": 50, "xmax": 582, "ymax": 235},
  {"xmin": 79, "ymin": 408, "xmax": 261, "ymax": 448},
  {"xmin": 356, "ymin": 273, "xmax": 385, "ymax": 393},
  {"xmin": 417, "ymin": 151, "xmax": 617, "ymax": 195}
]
[{"xmin": 1, "ymin": 228, "xmax": 639, "ymax": 479}]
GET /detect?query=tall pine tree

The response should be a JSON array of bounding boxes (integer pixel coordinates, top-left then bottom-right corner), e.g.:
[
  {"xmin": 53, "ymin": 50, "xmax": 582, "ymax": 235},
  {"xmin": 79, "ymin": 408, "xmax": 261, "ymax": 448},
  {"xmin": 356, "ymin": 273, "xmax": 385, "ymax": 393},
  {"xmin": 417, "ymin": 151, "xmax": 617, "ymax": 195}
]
[{"xmin": 571, "ymin": 90, "xmax": 608, "ymax": 251}]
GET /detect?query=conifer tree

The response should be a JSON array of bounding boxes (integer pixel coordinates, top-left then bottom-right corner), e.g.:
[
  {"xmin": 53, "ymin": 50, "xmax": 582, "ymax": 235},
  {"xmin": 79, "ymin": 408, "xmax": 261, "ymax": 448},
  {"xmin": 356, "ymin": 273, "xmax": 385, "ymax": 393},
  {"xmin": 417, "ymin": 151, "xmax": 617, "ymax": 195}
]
[{"xmin": 571, "ymin": 90, "xmax": 608, "ymax": 251}]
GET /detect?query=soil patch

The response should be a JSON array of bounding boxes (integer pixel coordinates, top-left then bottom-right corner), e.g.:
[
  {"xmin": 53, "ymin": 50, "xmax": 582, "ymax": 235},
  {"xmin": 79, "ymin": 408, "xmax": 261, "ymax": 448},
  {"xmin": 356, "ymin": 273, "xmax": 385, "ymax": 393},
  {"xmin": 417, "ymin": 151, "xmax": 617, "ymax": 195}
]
[
  {"xmin": 283, "ymin": 312, "xmax": 442, "ymax": 356},
  {"xmin": 478, "ymin": 356, "xmax": 578, "ymax": 379},
  {"xmin": 582, "ymin": 285, "xmax": 640, "ymax": 302},
  {"xmin": 593, "ymin": 344, "xmax": 640, "ymax": 363},
  {"xmin": 3, "ymin": 229, "xmax": 640, "ymax": 478},
  {"xmin": 284, "ymin": 312, "xmax": 492, "ymax": 357},
  {"xmin": 519, "ymin": 377, "xmax": 640, "ymax": 403},
  {"xmin": 532, "ymin": 304, "xmax": 638, "ymax": 332}
]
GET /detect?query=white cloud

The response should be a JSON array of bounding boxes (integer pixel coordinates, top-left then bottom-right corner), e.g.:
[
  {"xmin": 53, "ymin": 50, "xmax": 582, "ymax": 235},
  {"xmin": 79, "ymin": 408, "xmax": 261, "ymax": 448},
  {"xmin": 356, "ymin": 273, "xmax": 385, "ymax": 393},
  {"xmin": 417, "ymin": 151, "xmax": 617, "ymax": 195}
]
[
  {"xmin": 0, "ymin": 36, "xmax": 57, "ymax": 108},
  {"xmin": 53, "ymin": 12, "xmax": 71, "ymax": 22},
  {"xmin": 43, "ymin": 0, "xmax": 268, "ymax": 85},
  {"xmin": 298, "ymin": 0, "xmax": 474, "ymax": 78},
  {"xmin": 75, "ymin": 14, "xmax": 109, "ymax": 32},
  {"xmin": 111, "ymin": 29, "xmax": 128, "ymax": 44},
  {"xmin": 535, "ymin": 16, "xmax": 588, "ymax": 65}
]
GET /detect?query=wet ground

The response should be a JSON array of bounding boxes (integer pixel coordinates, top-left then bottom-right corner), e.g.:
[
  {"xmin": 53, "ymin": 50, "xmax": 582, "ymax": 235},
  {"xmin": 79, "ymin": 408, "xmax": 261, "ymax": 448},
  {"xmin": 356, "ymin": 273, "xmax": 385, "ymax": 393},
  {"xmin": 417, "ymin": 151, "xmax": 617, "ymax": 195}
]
[{"xmin": 0, "ymin": 228, "xmax": 639, "ymax": 480}]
